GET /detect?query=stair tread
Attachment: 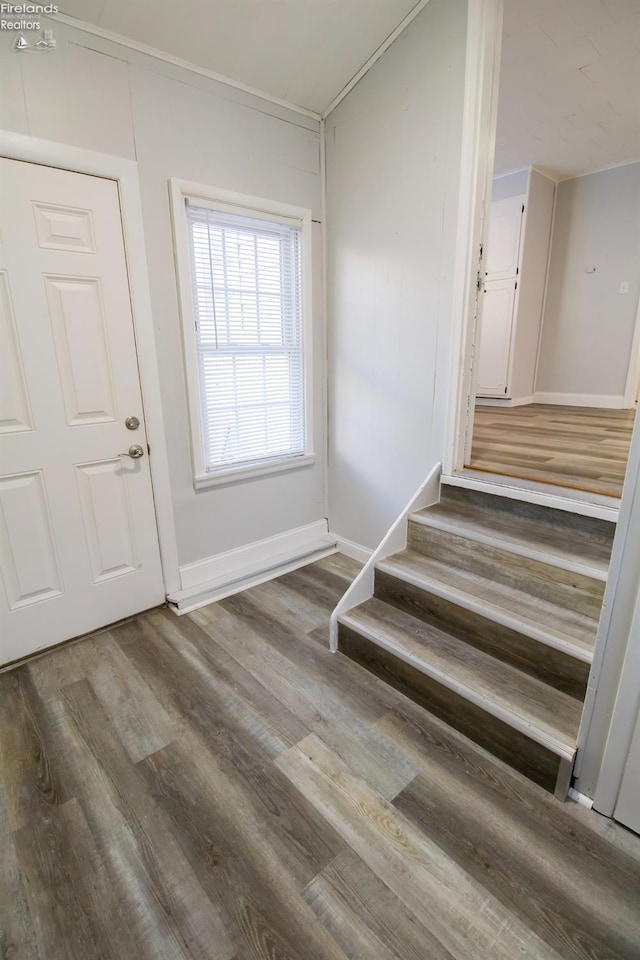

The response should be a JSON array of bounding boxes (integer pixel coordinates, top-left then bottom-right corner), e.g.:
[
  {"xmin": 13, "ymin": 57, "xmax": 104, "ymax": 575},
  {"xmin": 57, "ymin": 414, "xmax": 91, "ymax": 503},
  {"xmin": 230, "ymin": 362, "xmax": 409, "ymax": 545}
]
[
  {"xmin": 378, "ymin": 549, "xmax": 597, "ymax": 657},
  {"xmin": 340, "ymin": 597, "xmax": 581, "ymax": 756},
  {"xmin": 412, "ymin": 499, "xmax": 611, "ymax": 577}
]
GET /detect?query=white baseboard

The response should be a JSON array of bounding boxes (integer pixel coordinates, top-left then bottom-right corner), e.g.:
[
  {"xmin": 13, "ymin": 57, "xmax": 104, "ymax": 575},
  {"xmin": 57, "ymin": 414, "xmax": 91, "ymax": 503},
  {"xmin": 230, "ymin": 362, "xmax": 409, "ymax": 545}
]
[
  {"xmin": 334, "ymin": 536, "xmax": 373, "ymax": 564},
  {"xmin": 476, "ymin": 395, "xmax": 535, "ymax": 407},
  {"xmin": 167, "ymin": 519, "xmax": 337, "ymax": 613},
  {"xmin": 568, "ymin": 787, "xmax": 594, "ymax": 809},
  {"xmin": 533, "ymin": 392, "xmax": 624, "ymax": 409}
]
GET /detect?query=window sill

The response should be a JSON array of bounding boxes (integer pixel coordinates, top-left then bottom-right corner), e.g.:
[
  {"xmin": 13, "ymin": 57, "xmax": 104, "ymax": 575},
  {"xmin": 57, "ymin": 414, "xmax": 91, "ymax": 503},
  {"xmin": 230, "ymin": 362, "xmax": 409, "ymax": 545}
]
[{"xmin": 193, "ymin": 453, "xmax": 316, "ymax": 489}]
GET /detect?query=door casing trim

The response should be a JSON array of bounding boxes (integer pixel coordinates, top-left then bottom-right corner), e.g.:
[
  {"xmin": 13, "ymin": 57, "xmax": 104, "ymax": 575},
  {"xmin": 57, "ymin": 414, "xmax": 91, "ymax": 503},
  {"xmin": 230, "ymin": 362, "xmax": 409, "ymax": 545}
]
[
  {"xmin": 442, "ymin": 0, "xmax": 504, "ymax": 476},
  {"xmin": 0, "ymin": 130, "xmax": 181, "ymax": 595}
]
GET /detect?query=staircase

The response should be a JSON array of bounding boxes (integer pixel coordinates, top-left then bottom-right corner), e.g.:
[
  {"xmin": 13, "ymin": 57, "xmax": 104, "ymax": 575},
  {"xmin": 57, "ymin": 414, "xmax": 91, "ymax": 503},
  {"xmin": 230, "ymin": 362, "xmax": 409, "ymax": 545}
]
[{"xmin": 335, "ymin": 481, "xmax": 616, "ymax": 797}]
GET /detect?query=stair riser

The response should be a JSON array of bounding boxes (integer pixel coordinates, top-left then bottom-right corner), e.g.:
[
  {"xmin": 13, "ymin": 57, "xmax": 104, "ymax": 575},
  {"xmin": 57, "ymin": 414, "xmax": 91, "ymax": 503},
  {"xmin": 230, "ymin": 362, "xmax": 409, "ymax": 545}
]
[
  {"xmin": 374, "ymin": 570, "xmax": 589, "ymax": 700},
  {"xmin": 338, "ymin": 623, "xmax": 565, "ymax": 794},
  {"xmin": 407, "ymin": 521, "xmax": 605, "ymax": 618},
  {"xmin": 440, "ymin": 485, "xmax": 616, "ymax": 551}
]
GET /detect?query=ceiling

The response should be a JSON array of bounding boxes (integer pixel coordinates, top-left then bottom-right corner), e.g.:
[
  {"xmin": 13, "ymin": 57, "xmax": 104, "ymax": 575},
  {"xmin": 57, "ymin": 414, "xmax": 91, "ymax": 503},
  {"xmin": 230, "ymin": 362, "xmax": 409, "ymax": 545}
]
[
  {"xmin": 57, "ymin": 0, "xmax": 640, "ymax": 179},
  {"xmin": 496, "ymin": 0, "xmax": 640, "ymax": 179},
  {"xmin": 57, "ymin": 0, "xmax": 420, "ymax": 115}
]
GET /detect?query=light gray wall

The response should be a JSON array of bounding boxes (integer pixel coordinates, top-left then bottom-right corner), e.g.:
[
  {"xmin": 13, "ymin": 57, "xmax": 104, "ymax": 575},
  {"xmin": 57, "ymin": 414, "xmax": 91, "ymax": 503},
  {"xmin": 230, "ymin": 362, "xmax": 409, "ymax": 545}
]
[
  {"xmin": 0, "ymin": 20, "xmax": 325, "ymax": 566},
  {"xmin": 325, "ymin": 0, "xmax": 468, "ymax": 550},
  {"xmin": 491, "ymin": 168, "xmax": 528, "ymax": 202},
  {"xmin": 536, "ymin": 162, "xmax": 640, "ymax": 401}
]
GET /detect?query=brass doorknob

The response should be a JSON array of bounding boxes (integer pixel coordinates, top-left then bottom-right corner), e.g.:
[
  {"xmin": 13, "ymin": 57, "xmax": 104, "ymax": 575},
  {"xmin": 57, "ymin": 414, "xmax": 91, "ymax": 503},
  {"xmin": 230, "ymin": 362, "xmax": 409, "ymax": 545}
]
[{"xmin": 119, "ymin": 444, "xmax": 145, "ymax": 459}]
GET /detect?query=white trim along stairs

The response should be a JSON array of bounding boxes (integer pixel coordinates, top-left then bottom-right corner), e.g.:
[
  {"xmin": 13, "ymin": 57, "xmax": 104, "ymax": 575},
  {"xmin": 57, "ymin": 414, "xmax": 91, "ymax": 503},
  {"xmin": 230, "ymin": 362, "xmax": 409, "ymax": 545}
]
[{"xmin": 330, "ymin": 468, "xmax": 615, "ymax": 799}]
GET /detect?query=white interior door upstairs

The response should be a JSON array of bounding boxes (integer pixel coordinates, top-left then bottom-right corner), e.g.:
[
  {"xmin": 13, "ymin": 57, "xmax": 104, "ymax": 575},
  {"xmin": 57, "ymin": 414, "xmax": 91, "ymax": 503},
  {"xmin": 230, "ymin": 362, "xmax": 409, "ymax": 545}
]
[
  {"xmin": 476, "ymin": 278, "xmax": 517, "ymax": 396},
  {"xmin": 485, "ymin": 196, "xmax": 524, "ymax": 281},
  {"xmin": 0, "ymin": 158, "xmax": 165, "ymax": 666},
  {"xmin": 476, "ymin": 194, "xmax": 525, "ymax": 398}
]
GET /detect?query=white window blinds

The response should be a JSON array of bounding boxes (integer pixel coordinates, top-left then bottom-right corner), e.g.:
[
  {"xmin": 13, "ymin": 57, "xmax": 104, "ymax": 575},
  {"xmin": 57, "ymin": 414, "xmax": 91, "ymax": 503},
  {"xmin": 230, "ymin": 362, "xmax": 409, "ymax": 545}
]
[{"xmin": 186, "ymin": 202, "xmax": 305, "ymax": 473}]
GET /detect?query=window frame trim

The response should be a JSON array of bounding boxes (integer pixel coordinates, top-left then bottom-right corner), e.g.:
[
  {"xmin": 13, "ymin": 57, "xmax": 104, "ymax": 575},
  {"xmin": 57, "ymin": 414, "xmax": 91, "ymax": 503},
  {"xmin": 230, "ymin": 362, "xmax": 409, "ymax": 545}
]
[{"xmin": 169, "ymin": 178, "xmax": 315, "ymax": 489}]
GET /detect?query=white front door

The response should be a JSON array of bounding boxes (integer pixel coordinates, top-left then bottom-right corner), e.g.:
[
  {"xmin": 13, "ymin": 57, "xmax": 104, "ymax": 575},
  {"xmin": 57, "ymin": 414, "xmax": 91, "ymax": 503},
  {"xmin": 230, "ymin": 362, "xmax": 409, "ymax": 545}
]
[{"xmin": 0, "ymin": 158, "xmax": 164, "ymax": 665}]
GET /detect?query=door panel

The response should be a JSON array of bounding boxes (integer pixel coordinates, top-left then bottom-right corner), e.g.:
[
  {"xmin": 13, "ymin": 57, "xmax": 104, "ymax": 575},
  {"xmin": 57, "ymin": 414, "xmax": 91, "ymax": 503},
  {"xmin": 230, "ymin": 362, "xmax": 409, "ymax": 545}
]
[
  {"xmin": 0, "ymin": 271, "xmax": 33, "ymax": 434},
  {"xmin": 485, "ymin": 196, "xmax": 525, "ymax": 281},
  {"xmin": 0, "ymin": 158, "xmax": 164, "ymax": 665},
  {"xmin": 0, "ymin": 471, "xmax": 62, "ymax": 609},
  {"xmin": 75, "ymin": 459, "xmax": 138, "ymax": 583},
  {"xmin": 476, "ymin": 278, "xmax": 516, "ymax": 396},
  {"xmin": 33, "ymin": 202, "xmax": 96, "ymax": 254},
  {"xmin": 45, "ymin": 275, "xmax": 117, "ymax": 425}
]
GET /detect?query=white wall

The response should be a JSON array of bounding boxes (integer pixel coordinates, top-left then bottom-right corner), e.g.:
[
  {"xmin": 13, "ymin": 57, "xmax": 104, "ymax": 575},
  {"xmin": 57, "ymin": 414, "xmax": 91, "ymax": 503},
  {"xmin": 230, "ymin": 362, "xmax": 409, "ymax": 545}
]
[
  {"xmin": 325, "ymin": 0, "xmax": 468, "ymax": 550},
  {"xmin": 491, "ymin": 168, "xmax": 528, "ymax": 202},
  {"xmin": 0, "ymin": 20, "xmax": 325, "ymax": 567},
  {"xmin": 536, "ymin": 162, "xmax": 640, "ymax": 404}
]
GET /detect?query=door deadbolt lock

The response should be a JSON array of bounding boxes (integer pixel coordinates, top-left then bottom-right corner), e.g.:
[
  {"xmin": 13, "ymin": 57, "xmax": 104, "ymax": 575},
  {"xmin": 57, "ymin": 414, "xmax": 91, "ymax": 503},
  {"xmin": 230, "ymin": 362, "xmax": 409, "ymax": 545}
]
[
  {"xmin": 125, "ymin": 415, "xmax": 140, "ymax": 430},
  {"xmin": 119, "ymin": 444, "xmax": 145, "ymax": 459}
]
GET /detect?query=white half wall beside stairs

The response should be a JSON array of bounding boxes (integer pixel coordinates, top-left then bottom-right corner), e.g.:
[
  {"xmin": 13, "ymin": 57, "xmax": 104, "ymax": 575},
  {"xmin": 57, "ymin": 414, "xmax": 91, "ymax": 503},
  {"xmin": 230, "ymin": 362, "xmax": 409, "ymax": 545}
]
[{"xmin": 330, "ymin": 463, "xmax": 442, "ymax": 651}]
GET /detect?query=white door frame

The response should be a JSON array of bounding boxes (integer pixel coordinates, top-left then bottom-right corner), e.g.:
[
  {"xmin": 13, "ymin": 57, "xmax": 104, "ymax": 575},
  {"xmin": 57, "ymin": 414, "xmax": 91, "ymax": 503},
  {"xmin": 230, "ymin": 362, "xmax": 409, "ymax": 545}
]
[
  {"xmin": 0, "ymin": 130, "xmax": 181, "ymax": 596},
  {"xmin": 622, "ymin": 288, "xmax": 640, "ymax": 407},
  {"xmin": 575, "ymin": 408, "xmax": 640, "ymax": 806},
  {"xmin": 443, "ymin": 0, "xmax": 504, "ymax": 475},
  {"xmin": 446, "ymin": 0, "xmax": 640, "ymax": 810}
]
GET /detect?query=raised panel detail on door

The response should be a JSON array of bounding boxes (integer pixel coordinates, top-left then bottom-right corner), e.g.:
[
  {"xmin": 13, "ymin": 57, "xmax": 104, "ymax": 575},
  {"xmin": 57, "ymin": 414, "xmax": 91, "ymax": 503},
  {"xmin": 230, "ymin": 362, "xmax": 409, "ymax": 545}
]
[
  {"xmin": 0, "ymin": 471, "xmax": 62, "ymax": 609},
  {"xmin": 33, "ymin": 202, "xmax": 96, "ymax": 254},
  {"xmin": 45, "ymin": 275, "xmax": 117, "ymax": 425},
  {"xmin": 485, "ymin": 197, "xmax": 525, "ymax": 281},
  {"xmin": 75, "ymin": 460, "xmax": 137, "ymax": 583},
  {"xmin": 0, "ymin": 271, "xmax": 32, "ymax": 435},
  {"xmin": 476, "ymin": 279, "xmax": 516, "ymax": 397}
]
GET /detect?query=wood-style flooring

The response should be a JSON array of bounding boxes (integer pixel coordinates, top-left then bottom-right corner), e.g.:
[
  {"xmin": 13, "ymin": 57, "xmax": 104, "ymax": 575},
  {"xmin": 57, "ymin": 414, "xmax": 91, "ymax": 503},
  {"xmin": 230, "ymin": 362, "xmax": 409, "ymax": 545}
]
[
  {"xmin": 2, "ymin": 555, "xmax": 640, "ymax": 959},
  {"xmin": 469, "ymin": 403, "xmax": 636, "ymax": 497}
]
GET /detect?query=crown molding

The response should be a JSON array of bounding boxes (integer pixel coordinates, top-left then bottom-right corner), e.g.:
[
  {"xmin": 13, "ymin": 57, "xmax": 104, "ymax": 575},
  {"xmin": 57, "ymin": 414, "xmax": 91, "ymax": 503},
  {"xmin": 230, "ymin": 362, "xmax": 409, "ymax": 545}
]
[
  {"xmin": 322, "ymin": 0, "xmax": 431, "ymax": 119},
  {"xmin": 51, "ymin": 11, "xmax": 322, "ymax": 121}
]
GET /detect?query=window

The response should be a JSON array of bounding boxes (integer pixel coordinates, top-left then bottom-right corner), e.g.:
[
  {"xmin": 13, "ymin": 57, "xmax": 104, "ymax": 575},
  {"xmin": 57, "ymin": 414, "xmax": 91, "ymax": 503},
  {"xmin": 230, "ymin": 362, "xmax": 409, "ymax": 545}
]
[{"xmin": 171, "ymin": 181, "xmax": 314, "ymax": 487}]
